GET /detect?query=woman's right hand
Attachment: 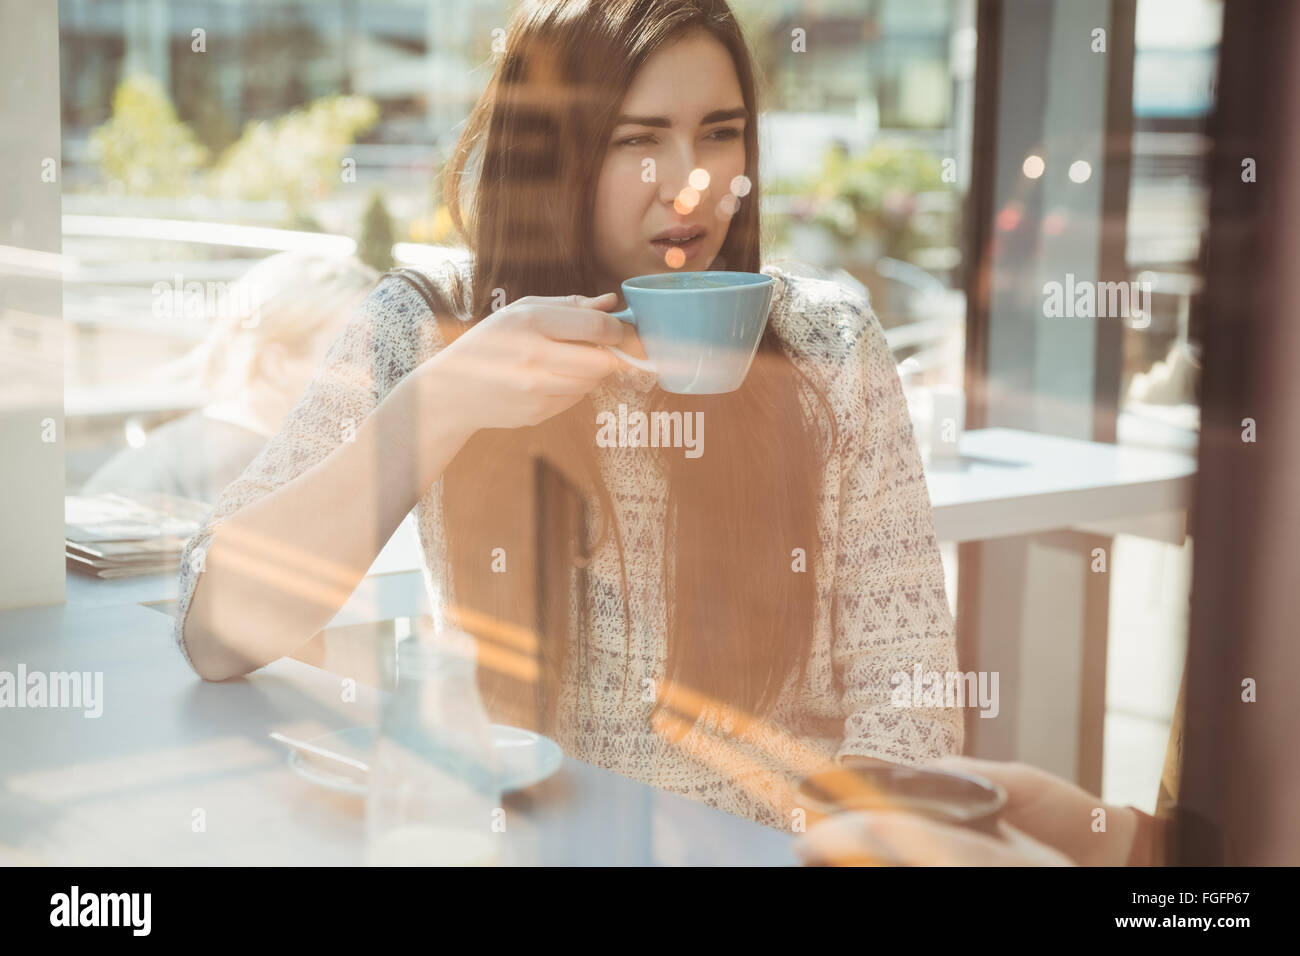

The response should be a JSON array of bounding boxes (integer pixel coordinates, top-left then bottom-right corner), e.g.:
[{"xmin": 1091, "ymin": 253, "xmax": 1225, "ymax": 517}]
[
  {"xmin": 418, "ymin": 291, "xmax": 627, "ymax": 431},
  {"xmin": 925, "ymin": 756, "xmax": 1140, "ymax": 866},
  {"xmin": 794, "ymin": 756, "xmax": 1140, "ymax": 866}
]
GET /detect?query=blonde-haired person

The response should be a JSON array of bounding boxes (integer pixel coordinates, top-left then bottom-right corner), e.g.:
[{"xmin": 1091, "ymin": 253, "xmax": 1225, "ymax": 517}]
[{"xmin": 83, "ymin": 252, "xmax": 379, "ymax": 505}]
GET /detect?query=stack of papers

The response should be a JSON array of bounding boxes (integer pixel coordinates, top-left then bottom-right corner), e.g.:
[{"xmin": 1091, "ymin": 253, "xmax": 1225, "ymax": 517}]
[{"xmin": 65, "ymin": 493, "xmax": 211, "ymax": 578}]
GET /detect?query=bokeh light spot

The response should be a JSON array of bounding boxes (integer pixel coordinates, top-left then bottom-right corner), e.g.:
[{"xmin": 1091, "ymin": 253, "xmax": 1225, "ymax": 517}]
[
  {"xmin": 125, "ymin": 418, "xmax": 148, "ymax": 449},
  {"xmin": 1042, "ymin": 209, "xmax": 1067, "ymax": 235},
  {"xmin": 995, "ymin": 200, "xmax": 1024, "ymax": 232}
]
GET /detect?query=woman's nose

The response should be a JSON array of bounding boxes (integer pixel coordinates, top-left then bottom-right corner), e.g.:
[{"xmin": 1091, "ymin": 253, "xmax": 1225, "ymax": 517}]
[{"xmin": 658, "ymin": 148, "xmax": 706, "ymax": 205}]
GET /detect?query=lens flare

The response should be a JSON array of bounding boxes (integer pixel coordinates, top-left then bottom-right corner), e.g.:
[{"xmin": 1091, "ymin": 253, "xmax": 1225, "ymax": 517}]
[
  {"xmin": 716, "ymin": 193, "xmax": 740, "ymax": 218},
  {"xmin": 674, "ymin": 186, "xmax": 700, "ymax": 214},
  {"xmin": 729, "ymin": 174, "xmax": 751, "ymax": 197},
  {"xmin": 688, "ymin": 168, "xmax": 710, "ymax": 191},
  {"xmin": 663, "ymin": 246, "xmax": 687, "ymax": 268}
]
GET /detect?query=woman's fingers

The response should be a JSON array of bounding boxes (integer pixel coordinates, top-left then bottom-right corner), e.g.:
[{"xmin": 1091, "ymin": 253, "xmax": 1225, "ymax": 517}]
[
  {"xmin": 530, "ymin": 304, "xmax": 628, "ymax": 346},
  {"xmin": 538, "ymin": 371, "xmax": 607, "ymax": 396},
  {"xmin": 538, "ymin": 340, "xmax": 619, "ymax": 380},
  {"xmin": 513, "ymin": 292, "xmax": 616, "ymax": 309},
  {"xmin": 795, "ymin": 811, "xmax": 990, "ymax": 866},
  {"xmin": 436, "ymin": 338, "xmax": 614, "ymax": 382},
  {"xmin": 929, "ymin": 754, "xmax": 1025, "ymax": 780},
  {"xmin": 795, "ymin": 811, "xmax": 1074, "ymax": 867},
  {"xmin": 926, "ymin": 755, "xmax": 1044, "ymax": 812}
]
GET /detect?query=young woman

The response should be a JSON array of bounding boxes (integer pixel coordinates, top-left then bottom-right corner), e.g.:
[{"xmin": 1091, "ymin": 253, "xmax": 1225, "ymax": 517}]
[{"xmin": 177, "ymin": 0, "xmax": 961, "ymax": 829}]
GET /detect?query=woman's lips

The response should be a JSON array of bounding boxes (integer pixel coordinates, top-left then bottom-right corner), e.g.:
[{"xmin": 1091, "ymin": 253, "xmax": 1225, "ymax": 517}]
[{"xmin": 650, "ymin": 235, "xmax": 705, "ymax": 261}]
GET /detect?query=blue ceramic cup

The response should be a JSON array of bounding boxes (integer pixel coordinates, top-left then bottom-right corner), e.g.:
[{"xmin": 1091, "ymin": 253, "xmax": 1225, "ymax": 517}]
[{"xmin": 606, "ymin": 271, "xmax": 775, "ymax": 394}]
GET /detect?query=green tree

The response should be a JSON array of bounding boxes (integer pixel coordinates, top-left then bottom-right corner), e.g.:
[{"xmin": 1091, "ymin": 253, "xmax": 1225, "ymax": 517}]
[
  {"xmin": 357, "ymin": 190, "xmax": 395, "ymax": 272},
  {"xmin": 206, "ymin": 95, "xmax": 379, "ymax": 220},
  {"xmin": 768, "ymin": 142, "xmax": 952, "ymax": 262},
  {"xmin": 89, "ymin": 75, "xmax": 209, "ymax": 196},
  {"xmin": 173, "ymin": 54, "xmax": 238, "ymax": 156}
]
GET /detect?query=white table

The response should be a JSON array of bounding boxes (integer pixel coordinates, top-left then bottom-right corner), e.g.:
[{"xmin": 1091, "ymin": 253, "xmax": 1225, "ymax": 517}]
[
  {"xmin": 65, "ymin": 512, "xmax": 433, "ymax": 628},
  {"xmin": 928, "ymin": 427, "xmax": 1196, "ymax": 544}
]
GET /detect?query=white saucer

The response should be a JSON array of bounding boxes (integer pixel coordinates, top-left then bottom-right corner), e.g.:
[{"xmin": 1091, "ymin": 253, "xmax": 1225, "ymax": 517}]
[{"xmin": 286, "ymin": 724, "xmax": 563, "ymax": 796}]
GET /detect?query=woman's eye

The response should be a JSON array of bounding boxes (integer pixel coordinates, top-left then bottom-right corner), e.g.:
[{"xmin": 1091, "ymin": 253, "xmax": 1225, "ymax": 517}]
[{"xmin": 615, "ymin": 127, "xmax": 742, "ymax": 148}]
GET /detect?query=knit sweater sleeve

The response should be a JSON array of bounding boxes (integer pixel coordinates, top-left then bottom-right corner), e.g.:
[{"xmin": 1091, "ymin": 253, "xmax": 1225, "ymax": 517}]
[
  {"xmin": 170, "ymin": 270, "xmax": 450, "ymax": 672},
  {"xmin": 820, "ymin": 286, "xmax": 964, "ymax": 765}
]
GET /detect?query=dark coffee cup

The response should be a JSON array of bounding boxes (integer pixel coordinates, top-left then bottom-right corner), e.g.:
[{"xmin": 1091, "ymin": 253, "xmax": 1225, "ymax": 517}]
[{"xmin": 796, "ymin": 763, "xmax": 1007, "ymax": 841}]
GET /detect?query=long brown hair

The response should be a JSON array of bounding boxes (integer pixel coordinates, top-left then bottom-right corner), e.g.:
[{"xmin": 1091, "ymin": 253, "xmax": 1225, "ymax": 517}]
[{"xmin": 410, "ymin": 0, "xmax": 836, "ymax": 739}]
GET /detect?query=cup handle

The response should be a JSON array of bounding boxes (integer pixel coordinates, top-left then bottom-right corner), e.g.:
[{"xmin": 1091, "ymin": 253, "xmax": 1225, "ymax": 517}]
[{"xmin": 605, "ymin": 307, "xmax": 656, "ymax": 373}]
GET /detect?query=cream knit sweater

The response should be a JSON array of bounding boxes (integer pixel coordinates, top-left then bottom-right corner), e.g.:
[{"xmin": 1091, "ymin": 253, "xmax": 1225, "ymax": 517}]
[{"xmin": 173, "ymin": 256, "xmax": 962, "ymax": 831}]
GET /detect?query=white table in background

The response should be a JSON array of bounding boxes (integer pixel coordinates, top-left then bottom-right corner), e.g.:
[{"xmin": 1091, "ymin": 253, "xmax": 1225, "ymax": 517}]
[
  {"xmin": 928, "ymin": 427, "xmax": 1196, "ymax": 544},
  {"xmin": 925, "ymin": 427, "xmax": 1197, "ymax": 792}
]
